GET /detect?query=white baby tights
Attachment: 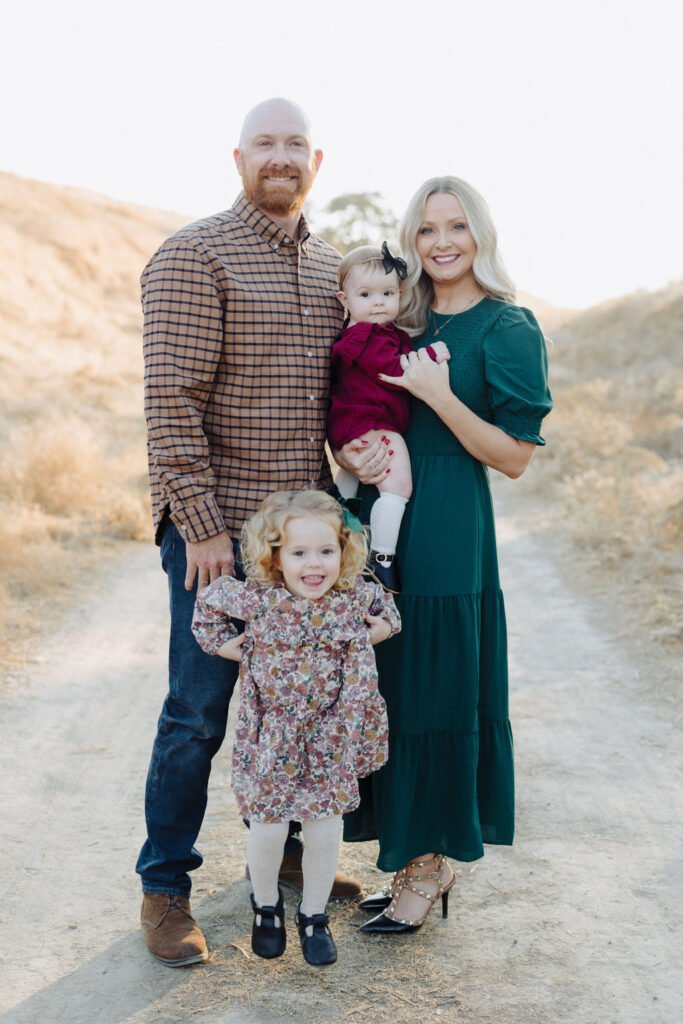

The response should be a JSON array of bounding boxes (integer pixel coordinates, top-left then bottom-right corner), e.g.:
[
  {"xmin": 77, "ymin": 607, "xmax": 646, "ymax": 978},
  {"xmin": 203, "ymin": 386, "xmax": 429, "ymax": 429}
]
[
  {"xmin": 335, "ymin": 470, "xmax": 408, "ymax": 556},
  {"xmin": 247, "ymin": 815, "xmax": 343, "ymax": 916},
  {"xmin": 370, "ymin": 492, "xmax": 409, "ymax": 555}
]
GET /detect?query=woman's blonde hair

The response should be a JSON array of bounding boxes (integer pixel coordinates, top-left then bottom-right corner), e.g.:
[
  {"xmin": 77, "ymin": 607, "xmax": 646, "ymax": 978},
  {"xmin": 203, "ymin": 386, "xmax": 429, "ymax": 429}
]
[
  {"xmin": 337, "ymin": 245, "xmax": 394, "ymax": 292},
  {"xmin": 241, "ymin": 489, "xmax": 368, "ymax": 591},
  {"xmin": 398, "ymin": 176, "xmax": 516, "ymax": 336}
]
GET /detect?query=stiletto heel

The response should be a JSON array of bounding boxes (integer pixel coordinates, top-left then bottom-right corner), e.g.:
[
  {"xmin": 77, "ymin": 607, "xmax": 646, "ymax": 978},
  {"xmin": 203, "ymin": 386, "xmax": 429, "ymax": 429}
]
[{"xmin": 360, "ymin": 855, "xmax": 455, "ymax": 934}]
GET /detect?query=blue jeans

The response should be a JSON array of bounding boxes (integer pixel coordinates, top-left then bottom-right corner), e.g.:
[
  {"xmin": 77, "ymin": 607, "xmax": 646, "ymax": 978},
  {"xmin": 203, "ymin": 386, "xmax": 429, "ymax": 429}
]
[{"xmin": 136, "ymin": 518, "xmax": 299, "ymax": 896}]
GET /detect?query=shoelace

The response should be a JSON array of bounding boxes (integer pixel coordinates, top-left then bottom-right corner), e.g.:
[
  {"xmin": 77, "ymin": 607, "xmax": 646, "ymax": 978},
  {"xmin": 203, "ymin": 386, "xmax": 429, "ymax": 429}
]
[{"xmin": 155, "ymin": 897, "xmax": 195, "ymax": 928}]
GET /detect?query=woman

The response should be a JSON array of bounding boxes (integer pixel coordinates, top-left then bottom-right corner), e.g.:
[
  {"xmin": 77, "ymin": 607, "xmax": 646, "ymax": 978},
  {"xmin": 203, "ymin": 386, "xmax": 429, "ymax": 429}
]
[{"xmin": 335, "ymin": 176, "xmax": 553, "ymax": 932}]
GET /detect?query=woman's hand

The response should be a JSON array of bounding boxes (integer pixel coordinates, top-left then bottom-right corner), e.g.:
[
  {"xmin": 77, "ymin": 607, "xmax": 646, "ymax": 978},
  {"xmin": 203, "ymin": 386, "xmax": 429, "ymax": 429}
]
[
  {"xmin": 333, "ymin": 430, "xmax": 393, "ymax": 486},
  {"xmin": 216, "ymin": 632, "xmax": 245, "ymax": 661},
  {"xmin": 384, "ymin": 349, "xmax": 535, "ymax": 479},
  {"xmin": 366, "ymin": 614, "xmax": 393, "ymax": 645},
  {"xmin": 379, "ymin": 348, "xmax": 453, "ymax": 406}
]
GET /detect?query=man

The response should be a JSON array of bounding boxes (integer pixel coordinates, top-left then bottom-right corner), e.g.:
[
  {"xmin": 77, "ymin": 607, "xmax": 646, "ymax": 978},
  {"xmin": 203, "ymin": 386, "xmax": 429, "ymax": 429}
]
[{"xmin": 137, "ymin": 98, "xmax": 362, "ymax": 967}]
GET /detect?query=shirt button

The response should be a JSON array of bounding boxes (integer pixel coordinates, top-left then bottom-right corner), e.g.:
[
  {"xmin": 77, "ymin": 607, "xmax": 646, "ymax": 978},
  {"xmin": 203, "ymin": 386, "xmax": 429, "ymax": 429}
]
[
  {"xmin": 307, "ymin": 350, "xmax": 313, "ymax": 357},
  {"xmin": 180, "ymin": 525, "xmax": 187, "ymax": 532},
  {"xmin": 309, "ymin": 436, "xmax": 315, "ymax": 443},
  {"xmin": 302, "ymin": 308, "xmax": 309, "ymax": 316},
  {"xmin": 309, "ymin": 394, "xmax": 315, "ymax": 401},
  {"xmin": 284, "ymin": 236, "xmax": 290, "ymax": 243},
  {"xmin": 272, "ymin": 242, "xmax": 279, "ymax": 250}
]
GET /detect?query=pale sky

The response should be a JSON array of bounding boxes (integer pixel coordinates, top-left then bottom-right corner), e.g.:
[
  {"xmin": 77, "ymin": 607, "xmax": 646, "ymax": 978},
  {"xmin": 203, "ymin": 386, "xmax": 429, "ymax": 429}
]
[{"xmin": 2, "ymin": 0, "xmax": 681, "ymax": 308}]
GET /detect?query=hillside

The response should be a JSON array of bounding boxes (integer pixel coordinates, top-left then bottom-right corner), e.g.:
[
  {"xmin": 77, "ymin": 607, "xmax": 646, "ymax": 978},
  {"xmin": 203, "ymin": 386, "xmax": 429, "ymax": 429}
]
[
  {"xmin": 0, "ymin": 172, "xmax": 186, "ymax": 657},
  {"xmin": 1, "ymin": 171, "xmax": 679, "ymax": 667},
  {"xmin": 510, "ymin": 279, "xmax": 683, "ymax": 657}
]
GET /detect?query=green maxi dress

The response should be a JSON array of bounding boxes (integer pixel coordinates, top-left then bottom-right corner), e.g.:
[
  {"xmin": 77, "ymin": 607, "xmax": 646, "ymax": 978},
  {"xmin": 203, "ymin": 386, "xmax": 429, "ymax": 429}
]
[{"xmin": 343, "ymin": 298, "xmax": 553, "ymax": 871}]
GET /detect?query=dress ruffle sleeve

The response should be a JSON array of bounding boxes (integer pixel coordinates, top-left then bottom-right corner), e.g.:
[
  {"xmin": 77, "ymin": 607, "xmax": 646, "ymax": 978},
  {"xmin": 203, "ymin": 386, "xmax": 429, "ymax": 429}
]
[
  {"xmin": 334, "ymin": 322, "xmax": 413, "ymax": 393},
  {"xmin": 335, "ymin": 581, "xmax": 399, "ymax": 779},
  {"xmin": 483, "ymin": 306, "xmax": 553, "ymax": 445},
  {"xmin": 367, "ymin": 582, "xmax": 402, "ymax": 637},
  {"xmin": 191, "ymin": 575, "xmax": 255, "ymax": 654}
]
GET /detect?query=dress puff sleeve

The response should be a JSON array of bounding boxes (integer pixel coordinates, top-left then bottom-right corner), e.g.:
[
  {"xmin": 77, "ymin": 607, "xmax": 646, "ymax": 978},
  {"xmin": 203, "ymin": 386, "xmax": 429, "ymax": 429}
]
[
  {"xmin": 191, "ymin": 576, "xmax": 255, "ymax": 654},
  {"xmin": 483, "ymin": 306, "xmax": 553, "ymax": 445}
]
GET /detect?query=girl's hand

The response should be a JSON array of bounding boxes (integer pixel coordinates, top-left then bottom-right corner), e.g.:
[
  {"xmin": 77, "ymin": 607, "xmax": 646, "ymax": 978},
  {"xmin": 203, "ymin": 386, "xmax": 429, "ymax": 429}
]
[
  {"xmin": 379, "ymin": 348, "xmax": 452, "ymax": 405},
  {"xmin": 333, "ymin": 431, "xmax": 393, "ymax": 486},
  {"xmin": 216, "ymin": 632, "xmax": 245, "ymax": 661},
  {"xmin": 366, "ymin": 614, "xmax": 392, "ymax": 645}
]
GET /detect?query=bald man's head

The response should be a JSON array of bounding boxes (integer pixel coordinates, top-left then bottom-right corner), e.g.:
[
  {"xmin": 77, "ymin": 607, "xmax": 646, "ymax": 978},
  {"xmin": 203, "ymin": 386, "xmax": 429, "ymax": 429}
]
[
  {"xmin": 239, "ymin": 98, "xmax": 312, "ymax": 149},
  {"xmin": 234, "ymin": 97, "xmax": 322, "ymax": 218}
]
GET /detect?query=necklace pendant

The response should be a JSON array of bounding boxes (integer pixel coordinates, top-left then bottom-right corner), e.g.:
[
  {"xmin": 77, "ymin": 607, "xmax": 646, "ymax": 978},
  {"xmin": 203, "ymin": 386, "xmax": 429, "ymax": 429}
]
[{"xmin": 433, "ymin": 328, "xmax": 439, "ymax": 337}]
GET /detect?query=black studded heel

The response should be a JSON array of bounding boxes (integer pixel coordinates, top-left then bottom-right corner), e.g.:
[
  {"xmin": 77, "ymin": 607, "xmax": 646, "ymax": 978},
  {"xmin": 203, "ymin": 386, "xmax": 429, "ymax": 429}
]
[{"xmin": 359, "ymin": 854, "xmax": 455, "ymax": 934}]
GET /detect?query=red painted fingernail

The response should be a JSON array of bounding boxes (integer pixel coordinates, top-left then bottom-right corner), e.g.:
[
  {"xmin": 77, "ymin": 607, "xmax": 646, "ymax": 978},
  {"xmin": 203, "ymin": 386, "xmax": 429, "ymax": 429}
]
[
  {"xmin": 386, "ymin": 469, "xmax": 391, "ymax": 474},
  {"xmin": 361, "ymin": 440, "xmax": 368, "ymax": 445},
  {"xmin": 381, "ymin": 435, "xmax": 387, "ymax": 441},
  {"xmin": 384, "ymin": 438, "xmax": 390, "ymax": 445},
  {"xmin": 388, "ymin": 450, "xmax": 394, "ymax": 455}
]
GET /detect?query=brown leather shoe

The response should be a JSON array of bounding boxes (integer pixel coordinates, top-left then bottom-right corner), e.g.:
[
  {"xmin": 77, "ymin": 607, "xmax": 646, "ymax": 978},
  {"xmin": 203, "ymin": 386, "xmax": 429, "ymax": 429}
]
[
  {"xmin": 141, "ymin": 894, "xmax": 208, "ymax": 966},
  {"xmin": 277, "ymin": 846, "xmax": 362, "ymax": 900}
]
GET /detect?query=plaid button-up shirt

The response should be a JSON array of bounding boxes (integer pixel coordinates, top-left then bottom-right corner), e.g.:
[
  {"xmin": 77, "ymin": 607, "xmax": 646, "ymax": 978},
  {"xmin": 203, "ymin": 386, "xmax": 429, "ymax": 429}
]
[{"xmin": 142, "ymin": 193, "xmax": 344, "ymax": 543}]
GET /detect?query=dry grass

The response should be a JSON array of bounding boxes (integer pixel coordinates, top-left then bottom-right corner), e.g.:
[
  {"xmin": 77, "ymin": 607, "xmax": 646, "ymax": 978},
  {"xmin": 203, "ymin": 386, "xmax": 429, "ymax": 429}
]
[
  {"xmin": 0, "ymin": 171, "xmax": 185, "ymax": 665},
  {"xmin": 514, "ymin": 281, "xmax": 683, "ymax": 652}
]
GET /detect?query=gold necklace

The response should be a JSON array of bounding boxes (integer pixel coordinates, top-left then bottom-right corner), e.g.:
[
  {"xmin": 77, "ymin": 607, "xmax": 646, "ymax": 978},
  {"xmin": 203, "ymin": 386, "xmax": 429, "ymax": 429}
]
[{"xmin": 431, "ymin": 293, "xmax": 482, "ymax": 336}]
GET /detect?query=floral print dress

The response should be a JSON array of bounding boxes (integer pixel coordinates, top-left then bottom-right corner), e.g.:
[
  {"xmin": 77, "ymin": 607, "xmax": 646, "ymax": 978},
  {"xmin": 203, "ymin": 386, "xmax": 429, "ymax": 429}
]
[{"xmin": 192, "ymin": 576, "xmax": 401, "ymax": 823}]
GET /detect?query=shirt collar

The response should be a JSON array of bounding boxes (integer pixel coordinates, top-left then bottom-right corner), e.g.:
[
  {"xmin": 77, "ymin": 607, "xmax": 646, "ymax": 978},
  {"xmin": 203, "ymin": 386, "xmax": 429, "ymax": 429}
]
[{"xmin": 232, "ymin": 192, "xmax": 311, "ymax": 248}]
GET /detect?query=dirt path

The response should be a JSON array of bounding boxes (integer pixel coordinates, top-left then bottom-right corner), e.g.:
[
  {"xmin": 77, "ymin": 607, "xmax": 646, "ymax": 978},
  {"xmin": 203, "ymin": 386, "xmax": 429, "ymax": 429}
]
[{"xmin": 1, "ymin": 503, "xmax": 681, "ymax": 1024}]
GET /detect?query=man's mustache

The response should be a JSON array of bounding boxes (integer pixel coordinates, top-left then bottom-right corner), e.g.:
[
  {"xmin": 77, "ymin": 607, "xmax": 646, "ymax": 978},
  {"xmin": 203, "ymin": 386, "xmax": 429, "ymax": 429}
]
[{"xmin": 259, "ymin": 165, "xmax": 301, "ymax": 182}]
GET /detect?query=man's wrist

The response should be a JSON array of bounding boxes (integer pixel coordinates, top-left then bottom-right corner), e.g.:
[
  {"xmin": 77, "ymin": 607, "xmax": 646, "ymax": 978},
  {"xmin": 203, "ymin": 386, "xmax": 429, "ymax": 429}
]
[{"xmin": 170, "ymin": 495, "xmax": 226, "ymax": 543}]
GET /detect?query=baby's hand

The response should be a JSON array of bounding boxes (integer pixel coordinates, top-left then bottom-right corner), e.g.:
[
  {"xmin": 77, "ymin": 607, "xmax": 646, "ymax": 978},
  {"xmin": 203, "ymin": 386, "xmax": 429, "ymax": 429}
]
[
  {"xmin": 216, "ymin": 632, "xmax": 245, "ymax": 661},
  {"xmin": 430, "ymin": 340, "xmax": 451, "ymax": 363},
  {"xmin": 366, "ymin": 614, "xmax": 392, "ymax": 646}
]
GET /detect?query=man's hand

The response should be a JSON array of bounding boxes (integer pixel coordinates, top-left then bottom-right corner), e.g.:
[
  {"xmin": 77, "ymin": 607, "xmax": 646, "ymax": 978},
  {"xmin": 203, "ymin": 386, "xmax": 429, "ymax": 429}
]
[
  {"xmin": 216, "ymin": 632, "xmax": 245, "ymax": 661},
  {"xmin": 366, "ymin": 614, "xmax": 393, "ymax": 645},
  {"xmin": 333, "ymin": 431, "xmax": 393, "ymax": 486},
  {"xmin": 185, "ymin": 530, "xmax": 235, "ymax": 591}
]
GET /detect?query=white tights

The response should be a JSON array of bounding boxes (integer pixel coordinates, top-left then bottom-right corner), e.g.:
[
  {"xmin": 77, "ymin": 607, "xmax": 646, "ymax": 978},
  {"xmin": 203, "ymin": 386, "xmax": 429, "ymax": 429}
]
[{"xmin": 247, "ymin": 815, "xmax": 342, "ymax": 915}]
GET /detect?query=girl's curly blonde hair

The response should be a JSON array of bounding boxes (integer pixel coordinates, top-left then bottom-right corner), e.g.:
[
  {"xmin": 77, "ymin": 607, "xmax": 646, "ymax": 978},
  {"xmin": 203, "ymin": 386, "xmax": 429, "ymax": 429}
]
[{"xmin": 241, "ymin": 489, "xmax": 368, "ymax": 591}]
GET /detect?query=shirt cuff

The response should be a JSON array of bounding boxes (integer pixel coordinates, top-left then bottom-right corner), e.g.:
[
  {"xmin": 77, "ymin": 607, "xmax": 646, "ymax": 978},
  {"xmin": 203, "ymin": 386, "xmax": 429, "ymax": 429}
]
[{"xmin": 170, "ymin": 495, "xmax": 227, "ymax": 543}]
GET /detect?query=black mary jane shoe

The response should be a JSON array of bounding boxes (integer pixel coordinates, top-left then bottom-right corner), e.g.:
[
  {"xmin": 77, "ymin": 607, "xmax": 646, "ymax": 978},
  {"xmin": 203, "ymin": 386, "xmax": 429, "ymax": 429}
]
[
  {"xmin": 364, "ymin": 551, "xmax": 401, "ymax": 594},
  {"xmin": 250, "ymin": 888, "xmax": 286, "ymax": 959},
  {"xmin": 358, "ymin": 888, "xmax": 392, "ymax": 912},
  {"xmin": 295, "ymin": 902, "xmax": 337, "ymax": 966}
]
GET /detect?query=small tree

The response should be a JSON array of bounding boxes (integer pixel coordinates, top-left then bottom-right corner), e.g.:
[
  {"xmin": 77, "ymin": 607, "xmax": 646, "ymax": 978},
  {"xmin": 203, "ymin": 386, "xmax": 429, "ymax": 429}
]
[{"xmin": 313, "ymin": 192, "xmax": 399, "ymax": 255}]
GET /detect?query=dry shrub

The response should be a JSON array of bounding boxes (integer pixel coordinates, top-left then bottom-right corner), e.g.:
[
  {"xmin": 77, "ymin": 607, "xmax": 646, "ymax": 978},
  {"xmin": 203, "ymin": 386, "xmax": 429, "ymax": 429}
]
[
  {"xmin": 20, "ymin": 417, "xmax": 103, "ymax": 515},
  {"xmin": 0, "ymin": 417, "xmax": 149, "ymax": 663}
]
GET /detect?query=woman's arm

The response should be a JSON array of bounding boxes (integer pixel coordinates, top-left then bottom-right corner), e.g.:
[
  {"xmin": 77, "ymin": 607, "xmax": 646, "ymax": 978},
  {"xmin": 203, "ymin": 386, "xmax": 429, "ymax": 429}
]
[{"xmin": 380, "ymin": 351, "xmax": 535, "ymax": 479}]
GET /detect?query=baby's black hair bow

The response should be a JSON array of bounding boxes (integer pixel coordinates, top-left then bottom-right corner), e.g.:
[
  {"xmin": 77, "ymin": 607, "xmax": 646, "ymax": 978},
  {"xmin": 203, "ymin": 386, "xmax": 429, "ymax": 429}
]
[{"xmin": 381, "ymin": 241, "xmax": 408, "ymax": 281}]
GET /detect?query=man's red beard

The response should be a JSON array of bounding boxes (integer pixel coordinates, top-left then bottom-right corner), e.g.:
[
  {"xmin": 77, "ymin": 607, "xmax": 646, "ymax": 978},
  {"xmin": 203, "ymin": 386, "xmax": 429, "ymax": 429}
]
[{"xmin": 243, "ymin": 166, "xmax": 314, "ymax": 215}]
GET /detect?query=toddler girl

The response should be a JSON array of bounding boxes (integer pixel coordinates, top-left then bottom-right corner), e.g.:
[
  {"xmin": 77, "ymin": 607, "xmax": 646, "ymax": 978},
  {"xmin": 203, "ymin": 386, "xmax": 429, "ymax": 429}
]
[
  {"xmin": 327, "ymin": 243, "xmax": 450, "ymax": 593},
  {"xmin": 191, "ymin": 489, "xmax": 400, "ymax": 967}
]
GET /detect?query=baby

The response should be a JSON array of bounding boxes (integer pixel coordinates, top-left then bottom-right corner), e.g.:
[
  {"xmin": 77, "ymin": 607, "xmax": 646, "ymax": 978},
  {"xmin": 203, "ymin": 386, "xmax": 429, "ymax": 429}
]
[{"xmin": 327, "ymin": 243, "xmax": 450, "ymax": 592}]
